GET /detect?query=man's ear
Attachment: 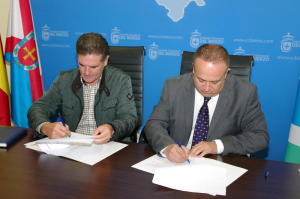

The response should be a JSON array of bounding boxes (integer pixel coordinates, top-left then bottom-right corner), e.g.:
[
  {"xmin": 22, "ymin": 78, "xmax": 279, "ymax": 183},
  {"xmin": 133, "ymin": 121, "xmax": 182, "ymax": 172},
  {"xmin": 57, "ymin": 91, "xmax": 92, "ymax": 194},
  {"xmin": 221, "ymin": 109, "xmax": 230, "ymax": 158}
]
[
  {"xmin": 192, "ymin": 63, "xmax": 195, "ymax": 74},
  {"xmin": 104, "ymin": 55, "xmax": 110, "ymax": 66},
  {"xmin": 225, "ymin": 68, "xmax": 230, "ymax": 78}
]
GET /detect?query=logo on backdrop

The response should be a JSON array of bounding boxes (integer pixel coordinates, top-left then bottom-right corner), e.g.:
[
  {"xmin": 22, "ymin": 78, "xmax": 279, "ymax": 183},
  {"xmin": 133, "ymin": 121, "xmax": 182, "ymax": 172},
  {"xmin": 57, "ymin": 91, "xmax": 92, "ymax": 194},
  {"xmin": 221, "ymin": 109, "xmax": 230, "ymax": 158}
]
[
  {"xmin": 190, "ymin": 30, "xmax": 201, "ymax": 48},
  {"xmin": 110, "ymin": 27, "xmax": 141, "ymax": 44},
  {"xmin": 189, "ymin": 30, "xmax": 224, "ymax": 48},
  {"xmin": 233, "ymin": 46, "xmax": 270, "ymax": 62},
  {"xmin": 111, "ymin": 27, "xmax": 120, "ymax": 44},
  {"xmin": 281, "ymin": 33, "xmax": 294, "ymax": 53},
  {"xmin": 277, "ymin": 33, "xmax": 300, "ymax": 61},
  {"xmin": 149, "ymin": 42, "xmax": 159, "ymax": 60},
  {"xmin": 233, "ymin": 46, "xmax": 246, "ymax": 55},
  {"xmin": 41, "ymin": 24, "xmax": 69, "ymax": 41},
  {"xmin": 280, "ymin": 33, "xmax": 300, "ymax": 53},
  {"xmin": 13, "ymin": 32, "xmax": 38, "ymax": 70},
  {"xmin": 40, "ymin": 25, "xmax": 70, "ymax": 48},
  {"xmin": 42, "ymin": 25, "xmax": 50, "ymax": 41},
  {"xmin": 148, "ymin": 42, "xmax": 181, "ymax": 60},
  {"xmin": 155, "ymin": 0, "xmax": 206, "ymax": 22}
]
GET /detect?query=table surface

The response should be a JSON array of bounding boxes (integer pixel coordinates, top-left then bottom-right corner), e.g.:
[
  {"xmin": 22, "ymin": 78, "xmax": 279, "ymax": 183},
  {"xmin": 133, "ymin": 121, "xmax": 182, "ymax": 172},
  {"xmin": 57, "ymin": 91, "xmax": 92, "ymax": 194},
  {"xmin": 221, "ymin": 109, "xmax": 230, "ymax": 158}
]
[{"xmin": 0, "ymin": 130, "xmax": 300, "ymax": 199}]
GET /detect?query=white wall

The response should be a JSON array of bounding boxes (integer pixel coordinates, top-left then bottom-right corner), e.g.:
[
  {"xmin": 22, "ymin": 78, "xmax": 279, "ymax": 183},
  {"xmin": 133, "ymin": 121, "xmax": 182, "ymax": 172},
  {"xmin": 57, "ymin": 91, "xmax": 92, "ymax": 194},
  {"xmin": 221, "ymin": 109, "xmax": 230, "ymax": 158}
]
[{"xmin": 0, "ymin": 0, "xmax": 10, "ymax": 46}]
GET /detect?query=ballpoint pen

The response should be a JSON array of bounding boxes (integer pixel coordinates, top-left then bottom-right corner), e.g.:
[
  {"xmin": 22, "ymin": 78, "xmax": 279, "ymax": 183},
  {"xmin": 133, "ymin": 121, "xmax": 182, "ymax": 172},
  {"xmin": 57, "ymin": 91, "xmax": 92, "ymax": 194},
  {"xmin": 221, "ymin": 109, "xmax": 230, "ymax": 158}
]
[
  {"xmin": 61, "ymin": 119, "xmax": 71, "ymax": 137},
  {"xmin": 176, "ymin": 142, "xmax": 191, "ymax": 164},
  {"xmin": 264, "ymin": 170, "xmax": 269, "ymax": 179}
]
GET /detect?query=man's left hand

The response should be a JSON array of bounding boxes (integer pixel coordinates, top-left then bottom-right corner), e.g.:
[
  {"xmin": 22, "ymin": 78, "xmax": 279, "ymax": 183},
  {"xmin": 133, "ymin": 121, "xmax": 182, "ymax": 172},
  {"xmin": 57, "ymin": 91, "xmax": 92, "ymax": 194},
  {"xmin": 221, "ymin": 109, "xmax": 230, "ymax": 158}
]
[
  {"xmin": 92, "ymin": 124, "xmax": 114, "ymax": 144},
  {"xmin": 189, "ymin": 141, "xmax": 217, "ymax": 157}
]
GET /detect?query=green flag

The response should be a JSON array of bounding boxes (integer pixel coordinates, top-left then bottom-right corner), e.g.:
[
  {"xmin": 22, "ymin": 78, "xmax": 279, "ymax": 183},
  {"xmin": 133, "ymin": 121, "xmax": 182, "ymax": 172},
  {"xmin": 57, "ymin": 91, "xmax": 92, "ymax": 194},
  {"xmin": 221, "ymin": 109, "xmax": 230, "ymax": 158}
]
[{"xmin": 285, "ymin": 79, "xmax": 300, "ymax": 164}]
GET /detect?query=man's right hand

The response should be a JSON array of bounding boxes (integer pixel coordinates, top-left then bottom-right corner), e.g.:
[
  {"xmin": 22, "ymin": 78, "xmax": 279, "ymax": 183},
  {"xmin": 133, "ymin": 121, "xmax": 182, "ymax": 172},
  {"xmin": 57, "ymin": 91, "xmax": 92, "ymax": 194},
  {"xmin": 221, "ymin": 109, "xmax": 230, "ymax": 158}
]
[
  {"xmin": 164, "ymin": 144, "xmax": 189, "ymax": 163},
  {"xmin": 41, "ymin": 122, "xmax": 71, "ymax": 139}
]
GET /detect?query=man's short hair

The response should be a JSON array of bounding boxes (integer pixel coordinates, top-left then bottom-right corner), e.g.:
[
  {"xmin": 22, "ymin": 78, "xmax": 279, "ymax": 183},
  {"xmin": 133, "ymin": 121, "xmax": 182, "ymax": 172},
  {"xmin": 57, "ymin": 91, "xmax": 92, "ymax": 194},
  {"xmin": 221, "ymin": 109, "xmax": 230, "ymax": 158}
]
[
  {"xmin": 76, "ymin": 33, "xmax": 110, "ymax": 61},
  {"xmin": 193, "ymin": 44, "xmax": 230, "ymax": 67}
]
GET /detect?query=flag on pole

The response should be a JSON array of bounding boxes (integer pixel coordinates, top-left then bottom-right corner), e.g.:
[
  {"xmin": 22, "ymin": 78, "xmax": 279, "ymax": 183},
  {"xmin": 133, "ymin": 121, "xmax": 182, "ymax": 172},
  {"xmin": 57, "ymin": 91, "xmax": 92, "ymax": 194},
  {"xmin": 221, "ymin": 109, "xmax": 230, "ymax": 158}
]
[
  {"xmin": 5, "ymin": 0, "xmax": 43, "ymax": 128},
  {"xmin": 0, "ymin": 36, "xmax": 11, "ymax": 126},
  {"xmin": 285, "ymin": 78, "xmax": 300, "ymax": 164}
]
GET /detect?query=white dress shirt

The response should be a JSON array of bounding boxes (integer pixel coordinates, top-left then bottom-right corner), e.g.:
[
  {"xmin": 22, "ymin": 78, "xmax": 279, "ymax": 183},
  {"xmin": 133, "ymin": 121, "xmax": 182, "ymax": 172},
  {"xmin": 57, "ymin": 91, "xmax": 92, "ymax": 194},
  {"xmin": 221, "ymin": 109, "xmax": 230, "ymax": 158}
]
[
  {"xmin": 186, "ymin": 88, "xmax": 224, "ymax": 154},
  {"xmin": 161, "ymin": 88, "xmax": 224, "ymax": 156}
]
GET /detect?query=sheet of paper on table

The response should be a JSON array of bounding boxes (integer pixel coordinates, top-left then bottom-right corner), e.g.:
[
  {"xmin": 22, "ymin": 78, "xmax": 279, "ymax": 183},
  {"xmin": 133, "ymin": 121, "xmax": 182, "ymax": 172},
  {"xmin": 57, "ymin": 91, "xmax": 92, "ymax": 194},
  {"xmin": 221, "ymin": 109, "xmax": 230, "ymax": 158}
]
[
  {"xmin": 132, "ymin": 155, "xmax": 247, "ymax": 196},
  {"xmin": 25, "ymin": 132, "xmax": 127, "ymax": 165}
]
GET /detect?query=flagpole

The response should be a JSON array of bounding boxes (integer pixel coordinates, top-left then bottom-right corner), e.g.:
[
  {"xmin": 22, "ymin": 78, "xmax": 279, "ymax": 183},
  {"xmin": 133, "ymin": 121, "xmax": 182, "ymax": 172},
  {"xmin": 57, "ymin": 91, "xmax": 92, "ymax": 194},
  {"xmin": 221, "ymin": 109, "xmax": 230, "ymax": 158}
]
[{"xmin": 28, "ymin": 0, "xmax": 44, "ymax": 91}]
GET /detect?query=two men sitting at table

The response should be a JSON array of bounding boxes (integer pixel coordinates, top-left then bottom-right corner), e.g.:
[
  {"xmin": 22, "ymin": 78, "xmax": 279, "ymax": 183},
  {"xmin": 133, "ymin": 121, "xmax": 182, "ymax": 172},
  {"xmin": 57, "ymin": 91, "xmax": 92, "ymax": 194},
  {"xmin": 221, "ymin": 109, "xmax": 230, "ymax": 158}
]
[{"xmin": 28, "ymin": 33, "xmax": 269, "ymax": 163}]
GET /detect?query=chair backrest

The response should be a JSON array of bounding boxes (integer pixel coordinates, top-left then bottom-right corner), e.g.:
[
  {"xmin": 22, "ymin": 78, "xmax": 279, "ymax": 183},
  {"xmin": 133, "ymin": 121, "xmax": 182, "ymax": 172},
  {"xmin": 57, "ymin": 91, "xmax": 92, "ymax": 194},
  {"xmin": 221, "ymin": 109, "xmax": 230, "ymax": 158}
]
[
  {"xmin": 180, "ymin": 51, "xmax": 254, "ymax": 81},
  {"xmin": 109, "ymin": 46, "xmax": 145, "ymax": 140}
]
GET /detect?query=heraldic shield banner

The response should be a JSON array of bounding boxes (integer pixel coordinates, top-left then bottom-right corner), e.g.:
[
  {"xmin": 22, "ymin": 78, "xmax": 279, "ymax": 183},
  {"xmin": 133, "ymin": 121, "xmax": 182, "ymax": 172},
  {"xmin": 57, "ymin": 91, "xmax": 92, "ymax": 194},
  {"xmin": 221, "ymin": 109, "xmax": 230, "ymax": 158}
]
[{"xmin": 5, "ymin": 0, "xmax": 43, "ymax": 128}]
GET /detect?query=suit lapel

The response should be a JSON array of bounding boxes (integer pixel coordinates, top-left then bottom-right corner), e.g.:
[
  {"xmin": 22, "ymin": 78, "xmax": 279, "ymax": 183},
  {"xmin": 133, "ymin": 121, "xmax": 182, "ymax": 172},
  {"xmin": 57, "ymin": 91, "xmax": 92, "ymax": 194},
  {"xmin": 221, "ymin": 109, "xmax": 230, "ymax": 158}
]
[
  {"xmin": 208, "ymin": 75, "xmax": 232, "ymax": 140},
  {"xmin": 182, "ymin": 74, "xmax": 195, "ymax": 144}
]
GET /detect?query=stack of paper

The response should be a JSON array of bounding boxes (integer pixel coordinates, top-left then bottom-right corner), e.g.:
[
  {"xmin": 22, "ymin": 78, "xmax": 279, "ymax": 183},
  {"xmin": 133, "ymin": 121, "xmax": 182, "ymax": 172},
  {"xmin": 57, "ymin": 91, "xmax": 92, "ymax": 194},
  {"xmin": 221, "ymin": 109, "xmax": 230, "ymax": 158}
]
[
  {"xmin": 132, "ymin": 155, "xmax": 247, "ymax": 196},
  {"xmin": 25, "ymin": 132, "xmax": 127, "ymax": 165}
]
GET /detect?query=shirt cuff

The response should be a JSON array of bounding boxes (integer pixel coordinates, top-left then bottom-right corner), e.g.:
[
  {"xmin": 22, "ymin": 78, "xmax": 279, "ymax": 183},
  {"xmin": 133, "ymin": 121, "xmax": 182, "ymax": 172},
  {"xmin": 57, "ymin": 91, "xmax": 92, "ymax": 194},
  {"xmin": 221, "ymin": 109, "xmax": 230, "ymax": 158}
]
[
  {"xmin": 214, "ymin": 139, "xmax": 224, "ymax": 154},
  {"xmin": 107, "ymin": 123, "xmax": 116, "ymax": 137},
  {"xmin": 36, "ymin": 122, "xmax": 49, "ymax": 134},
  {"xmin": 160, "ymin": 146, "xmax": 168, "ymax": 158}
]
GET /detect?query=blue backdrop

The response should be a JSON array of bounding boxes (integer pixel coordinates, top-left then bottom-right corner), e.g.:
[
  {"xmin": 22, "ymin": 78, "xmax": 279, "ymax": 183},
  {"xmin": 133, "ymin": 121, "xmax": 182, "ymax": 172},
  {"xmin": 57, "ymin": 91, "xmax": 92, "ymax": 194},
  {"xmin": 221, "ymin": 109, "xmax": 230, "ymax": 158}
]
[{"xmin": 30, "ymin": 0, "xmax": 300, "ymax": 161}]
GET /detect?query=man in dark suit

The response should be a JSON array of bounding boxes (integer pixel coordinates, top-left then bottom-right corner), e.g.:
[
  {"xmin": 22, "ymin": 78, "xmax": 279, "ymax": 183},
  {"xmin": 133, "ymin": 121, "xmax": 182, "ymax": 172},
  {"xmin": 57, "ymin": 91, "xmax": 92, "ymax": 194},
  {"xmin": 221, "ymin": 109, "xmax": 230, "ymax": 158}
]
[{"xmin": 144, "ymin": 44, "xmax": 269, "ymax": 163}]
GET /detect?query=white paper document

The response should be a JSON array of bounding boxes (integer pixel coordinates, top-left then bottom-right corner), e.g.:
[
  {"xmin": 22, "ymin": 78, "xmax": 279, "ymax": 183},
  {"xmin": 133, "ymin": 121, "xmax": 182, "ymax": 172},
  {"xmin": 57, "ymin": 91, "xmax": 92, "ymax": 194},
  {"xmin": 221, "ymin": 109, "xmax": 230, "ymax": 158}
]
[
  {"xmin": 25, "ymin": 132, "xmax": 127, "ymax": 165},
  {"xmin": 153, "ymin": 165, "xmax": 226, "ymax": 195},
  {"xmin": 132, "ymin": 155, "xmax": 247, "ymax": 196}
]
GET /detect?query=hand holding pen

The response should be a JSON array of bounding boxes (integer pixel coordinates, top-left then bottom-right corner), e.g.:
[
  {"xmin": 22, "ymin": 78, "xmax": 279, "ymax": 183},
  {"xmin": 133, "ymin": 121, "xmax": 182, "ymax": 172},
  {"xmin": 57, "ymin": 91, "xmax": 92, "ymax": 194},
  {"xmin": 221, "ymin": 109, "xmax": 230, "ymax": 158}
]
[
  {"xmin": 164, "ymin": 142, "xmax": 190, "ymax": 163},
  {"xmin": 41, "ymin": 121, "xmax": 71, "ymax": 139},
  {"xmin": 60, "ymin": 120, "xmax": 71, "ymax": 137},
  {"xmin": 176, "ymin": 142, "xmax": 191, "ymax": 164}
]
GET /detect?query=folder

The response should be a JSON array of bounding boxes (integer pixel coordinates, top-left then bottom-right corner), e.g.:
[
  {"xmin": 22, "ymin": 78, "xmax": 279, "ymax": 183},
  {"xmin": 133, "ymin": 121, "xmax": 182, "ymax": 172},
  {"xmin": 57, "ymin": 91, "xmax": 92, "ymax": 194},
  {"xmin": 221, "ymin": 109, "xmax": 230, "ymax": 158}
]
[{"xmin": 0, "ymin": 126, "xmax": 27, "ymax": 148}]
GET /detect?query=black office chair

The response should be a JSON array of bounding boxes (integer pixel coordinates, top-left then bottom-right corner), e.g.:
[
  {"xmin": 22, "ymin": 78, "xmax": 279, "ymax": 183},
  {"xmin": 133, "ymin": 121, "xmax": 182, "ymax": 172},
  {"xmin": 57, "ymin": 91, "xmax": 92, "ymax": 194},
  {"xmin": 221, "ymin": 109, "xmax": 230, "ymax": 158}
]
[
  {"xmin": 109, "ymin": 46, "xmax": 145, "ymax": 142},
  {"xmin": 180, "ymin": 51, "xmax": 254, "ymax": 81}
]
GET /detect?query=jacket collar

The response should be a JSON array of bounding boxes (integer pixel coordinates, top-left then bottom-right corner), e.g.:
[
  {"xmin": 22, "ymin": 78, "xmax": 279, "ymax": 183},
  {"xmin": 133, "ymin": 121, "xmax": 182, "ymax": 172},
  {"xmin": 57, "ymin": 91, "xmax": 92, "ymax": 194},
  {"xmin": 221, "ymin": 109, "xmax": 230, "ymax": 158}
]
[{"xmin": 71, "ymin": 67, "xmax": 110, "ymax": 96}]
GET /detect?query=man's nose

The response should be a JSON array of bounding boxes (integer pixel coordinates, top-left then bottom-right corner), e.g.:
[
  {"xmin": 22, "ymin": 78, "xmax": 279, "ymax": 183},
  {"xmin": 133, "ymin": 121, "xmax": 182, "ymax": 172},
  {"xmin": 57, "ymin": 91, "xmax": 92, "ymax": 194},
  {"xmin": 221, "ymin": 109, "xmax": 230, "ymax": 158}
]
[
  {"xmin": 83, "ymin": 67, "xmax": 90, "ymax": 75},
  {"xmin": 203, "ymin": 82, "xmax": 211, "ymax": 91}
]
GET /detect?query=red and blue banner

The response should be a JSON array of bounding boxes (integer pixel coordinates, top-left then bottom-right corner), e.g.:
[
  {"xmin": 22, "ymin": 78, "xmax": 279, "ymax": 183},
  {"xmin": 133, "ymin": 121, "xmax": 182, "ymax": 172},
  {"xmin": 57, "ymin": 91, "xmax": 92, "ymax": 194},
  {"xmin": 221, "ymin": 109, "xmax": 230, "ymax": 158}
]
[{"xmin": 5, "ymin": 0, "xmax": 43, "ymax": 128}]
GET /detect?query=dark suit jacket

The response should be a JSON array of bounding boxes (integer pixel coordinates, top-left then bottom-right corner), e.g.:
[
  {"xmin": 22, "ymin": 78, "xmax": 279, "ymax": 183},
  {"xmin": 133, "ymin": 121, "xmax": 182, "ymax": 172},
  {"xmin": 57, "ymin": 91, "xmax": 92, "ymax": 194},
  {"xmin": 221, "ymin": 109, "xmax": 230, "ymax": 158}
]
[{"xmin": 144, "ymin": 73, "xmax": 269, "ymax": 155}]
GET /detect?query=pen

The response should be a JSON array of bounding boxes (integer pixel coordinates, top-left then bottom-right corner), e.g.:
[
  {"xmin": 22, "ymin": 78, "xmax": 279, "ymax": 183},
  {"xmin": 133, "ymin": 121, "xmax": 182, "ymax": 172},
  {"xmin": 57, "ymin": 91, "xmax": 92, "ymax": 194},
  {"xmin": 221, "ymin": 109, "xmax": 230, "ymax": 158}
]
[
  {"xmin": 60, "ymin": 119, "xmax": 71, "ymax": 137},
  {"xmin": 264, "ymin": 170, "xmax": 269, "ymax": 179},
  {"xmin": 176, "ymin": 142, "xmax": 190, "ymax": 164}
]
